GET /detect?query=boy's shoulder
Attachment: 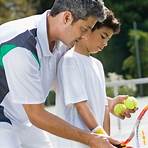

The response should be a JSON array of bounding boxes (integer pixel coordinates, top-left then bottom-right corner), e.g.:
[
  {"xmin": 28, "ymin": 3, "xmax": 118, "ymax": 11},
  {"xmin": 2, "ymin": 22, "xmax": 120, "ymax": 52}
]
[
  {"xmin": 63, "ymin": 48, "xmax": 73, "ymax": 55},
  {"xmin": 59, "ymin": 49, "xmax": 77, "ymax": 66},
  {"xmin": 62, "ymin": 48, "xmax": 77, "ymax": 60},
  {"xmin": 91, "ymin": 56, "xmax": 103, "ymax": 66}
]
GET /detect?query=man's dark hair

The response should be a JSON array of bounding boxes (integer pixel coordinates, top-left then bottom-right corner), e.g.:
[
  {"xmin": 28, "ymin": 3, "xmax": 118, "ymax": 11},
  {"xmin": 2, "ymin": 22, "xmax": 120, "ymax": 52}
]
[
  {"xmin": 92, "ymin": 8, "xmax": 121, "ymax": 34},
  {"xmin": 50, "ymin": 0, "xmax": 106, "ymax": 22}
]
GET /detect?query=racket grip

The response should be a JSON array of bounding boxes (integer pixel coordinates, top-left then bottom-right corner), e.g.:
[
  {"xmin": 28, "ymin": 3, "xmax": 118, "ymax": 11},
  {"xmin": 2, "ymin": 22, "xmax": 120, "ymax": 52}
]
[{"xmin": 113, "ymin": 143, "xmax": 126, "ymax": 148}]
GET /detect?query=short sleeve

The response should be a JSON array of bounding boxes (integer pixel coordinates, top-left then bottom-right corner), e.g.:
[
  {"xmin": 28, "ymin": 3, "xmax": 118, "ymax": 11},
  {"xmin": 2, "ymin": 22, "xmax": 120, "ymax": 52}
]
[
  {"xmin": 3, "ymin": 47, "xmax": 44, "ymax": 104},
  {"xmin": 96, "ymin": 59, "xmax": 108, "ymax": 106},
  {"xmin": 58, "ymin": 57, "xmax": 88, "ymax": 106},
  {"xmin": 105, "ymin": 97, "xmax": 108, "ymax": 106}
]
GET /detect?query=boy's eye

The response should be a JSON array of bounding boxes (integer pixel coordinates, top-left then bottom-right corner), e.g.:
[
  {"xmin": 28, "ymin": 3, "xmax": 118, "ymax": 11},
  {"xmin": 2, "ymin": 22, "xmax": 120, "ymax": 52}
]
[{"xmin": 100, "ymin": 34, "xmax": 106, "ymax": 39}]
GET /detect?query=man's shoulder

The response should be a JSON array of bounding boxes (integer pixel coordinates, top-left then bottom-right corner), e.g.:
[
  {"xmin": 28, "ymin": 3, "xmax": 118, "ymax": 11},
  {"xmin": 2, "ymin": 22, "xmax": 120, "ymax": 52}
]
[
  {"xmin": 0, "ymin": 14, "xmax": 39, "ymax": 30},
  {"xmin": 0, "ymin": 15, "xmax": 39, "ymax": 44}
]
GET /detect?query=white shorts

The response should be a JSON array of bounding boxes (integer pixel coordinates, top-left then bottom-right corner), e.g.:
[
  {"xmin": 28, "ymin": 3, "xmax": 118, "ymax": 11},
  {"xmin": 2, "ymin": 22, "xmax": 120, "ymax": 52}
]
[{"xmin": 0, "ymin": 122, "xmax": 53, "ymax": 148}]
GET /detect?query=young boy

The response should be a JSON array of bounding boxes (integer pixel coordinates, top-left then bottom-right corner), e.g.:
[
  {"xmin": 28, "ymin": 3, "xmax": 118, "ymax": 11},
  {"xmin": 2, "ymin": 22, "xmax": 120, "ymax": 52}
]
[{"xmin": 55, "ymin": 9, "xmax": 121, "ymax": 148}]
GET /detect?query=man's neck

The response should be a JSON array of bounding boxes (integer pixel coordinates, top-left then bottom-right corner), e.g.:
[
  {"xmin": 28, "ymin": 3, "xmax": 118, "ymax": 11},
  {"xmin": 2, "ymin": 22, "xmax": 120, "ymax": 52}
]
[
  {"xmin": 49, "ymin": 41, "xmax": 56, "ymax": 52},
  {"xmin": 47, "ymin": 15, "xmax": 58, "ymax": 52}
]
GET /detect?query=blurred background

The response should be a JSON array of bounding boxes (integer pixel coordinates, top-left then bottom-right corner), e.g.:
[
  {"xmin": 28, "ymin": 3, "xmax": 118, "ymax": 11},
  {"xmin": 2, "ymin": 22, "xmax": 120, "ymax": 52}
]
[{"xmin": 1, "ymin": 0, "xmax": 147, "ymax": 147}]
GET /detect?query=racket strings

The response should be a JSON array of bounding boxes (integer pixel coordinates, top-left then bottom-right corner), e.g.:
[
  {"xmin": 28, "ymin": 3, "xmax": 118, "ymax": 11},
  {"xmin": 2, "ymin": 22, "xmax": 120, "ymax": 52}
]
[
  {"xmin": 141, "ymin": 130, "xmax": 147, "ymax": 145},
  {"xmin": 136, "ymin": 110, "xmax": 148, "ymax": 148}
]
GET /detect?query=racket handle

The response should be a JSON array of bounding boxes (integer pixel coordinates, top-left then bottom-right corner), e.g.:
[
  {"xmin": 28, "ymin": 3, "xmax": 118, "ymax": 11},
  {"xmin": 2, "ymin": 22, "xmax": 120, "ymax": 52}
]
[{"xmin": 113, "ymin": 143, "xmax": 126, "ymax": 148}]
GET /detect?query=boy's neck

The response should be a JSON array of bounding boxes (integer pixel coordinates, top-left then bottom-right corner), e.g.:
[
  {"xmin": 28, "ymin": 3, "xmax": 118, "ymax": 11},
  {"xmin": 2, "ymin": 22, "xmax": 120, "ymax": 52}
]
[{"xmin": 74, "ymin": 43, "xmax": 90, "ymax": 56}]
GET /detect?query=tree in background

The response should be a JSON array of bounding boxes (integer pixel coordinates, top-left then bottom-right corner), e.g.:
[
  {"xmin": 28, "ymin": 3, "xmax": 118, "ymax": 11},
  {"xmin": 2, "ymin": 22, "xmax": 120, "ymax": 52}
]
[
  {"xmin": 37, "ymin": 0, "xmax": 54, "ymax": 13},
  {"xmin": 0, "ymin": 0, "xmax": 37, "ymax": 24},
  {"xmin": 95, "ymin": 0, "xmax": 148, "ymax": 76},
  {"xmin": 123, "ymin": 30, "xmax": 148, "ymax": 78},
  {"xmin": 123, "ymin": 30, "xmax": 148, "ymax": 95}
]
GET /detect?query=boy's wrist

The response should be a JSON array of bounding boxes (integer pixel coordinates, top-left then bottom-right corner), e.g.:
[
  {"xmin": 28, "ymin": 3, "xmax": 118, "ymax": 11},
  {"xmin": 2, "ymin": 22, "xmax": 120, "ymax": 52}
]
[{"xmin": 92, "ymin": 125, "xmax": 108, "ymax": 136}]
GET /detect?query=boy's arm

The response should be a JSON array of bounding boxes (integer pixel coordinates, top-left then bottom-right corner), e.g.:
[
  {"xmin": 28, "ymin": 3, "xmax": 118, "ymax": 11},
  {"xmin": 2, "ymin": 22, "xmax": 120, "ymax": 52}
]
[
  {"xmin": 75, "ymin": 101, "xmax": 98, "ymax": 130},
  {"xmin": 103, "ymin": 105, "xmax": 110, "ymax": 135}
]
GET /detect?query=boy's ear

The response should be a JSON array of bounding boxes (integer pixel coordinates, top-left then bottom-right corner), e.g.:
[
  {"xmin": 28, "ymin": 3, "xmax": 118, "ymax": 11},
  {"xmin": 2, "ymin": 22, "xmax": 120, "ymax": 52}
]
[{"xmin": 63, "ymin": 11, "xmax": 73, "ymax": 25}]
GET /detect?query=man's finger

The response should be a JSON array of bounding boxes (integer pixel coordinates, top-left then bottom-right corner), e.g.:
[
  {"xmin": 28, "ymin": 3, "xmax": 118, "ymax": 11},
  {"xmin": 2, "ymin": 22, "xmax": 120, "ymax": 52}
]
[{"xmin": 108, "ymin": 136, "xmax": 121, "ymax": 145}]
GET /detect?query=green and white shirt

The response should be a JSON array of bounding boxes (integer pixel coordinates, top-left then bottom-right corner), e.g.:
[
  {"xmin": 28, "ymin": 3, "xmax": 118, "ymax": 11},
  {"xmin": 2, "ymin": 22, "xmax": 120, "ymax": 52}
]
[{"xmin": 0, "ymin": 10, "xmax": 67, "ymax": 126}]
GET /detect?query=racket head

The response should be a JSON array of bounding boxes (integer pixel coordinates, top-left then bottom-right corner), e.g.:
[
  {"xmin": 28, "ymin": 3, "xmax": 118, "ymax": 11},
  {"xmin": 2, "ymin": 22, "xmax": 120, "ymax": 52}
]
[
  {"xmin": 115, "ymin": 105, "xmax": 148, "ymax": 148},
  {"xmin": 135, "ymin": 106, "xmax": 148, "ymax": 148}
]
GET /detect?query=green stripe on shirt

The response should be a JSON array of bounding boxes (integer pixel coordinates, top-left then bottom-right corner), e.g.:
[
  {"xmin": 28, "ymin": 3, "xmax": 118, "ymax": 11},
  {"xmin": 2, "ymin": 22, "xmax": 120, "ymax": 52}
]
[
  {"xmin": 0, "ymin": 44, "xmax": 40, "ymax": 69},
  {"xmin": 0, "ymin": 44, "xmax": 16, "ymax": 67}
]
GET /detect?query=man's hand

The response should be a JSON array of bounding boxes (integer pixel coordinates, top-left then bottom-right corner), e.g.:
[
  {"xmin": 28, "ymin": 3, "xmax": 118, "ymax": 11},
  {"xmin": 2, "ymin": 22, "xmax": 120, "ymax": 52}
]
[
  {"xmin": 108, "ymin": 95, "xmax": 138, "ymax": 119},
  {"xmin": 89, "ymin": 134, "xmax": 120, "ymax": 148}
]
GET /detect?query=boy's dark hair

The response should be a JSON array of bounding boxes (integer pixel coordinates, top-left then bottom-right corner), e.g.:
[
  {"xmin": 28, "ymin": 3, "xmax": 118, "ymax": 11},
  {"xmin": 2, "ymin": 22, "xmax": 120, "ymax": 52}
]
[
  {"xmin": 50, "ymin": 0, "xmax": 106, "ymax": 22},
  {"xmin": 92, "ymin": 8, "xmax": 121, "ymax": 34}
]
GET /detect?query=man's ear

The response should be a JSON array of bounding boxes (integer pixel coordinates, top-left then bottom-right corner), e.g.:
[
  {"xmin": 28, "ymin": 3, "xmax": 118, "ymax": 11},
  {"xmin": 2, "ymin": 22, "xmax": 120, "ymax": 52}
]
[{"xmin": 63, "ymin": 11, "xmax": 74, "ymax": 25}]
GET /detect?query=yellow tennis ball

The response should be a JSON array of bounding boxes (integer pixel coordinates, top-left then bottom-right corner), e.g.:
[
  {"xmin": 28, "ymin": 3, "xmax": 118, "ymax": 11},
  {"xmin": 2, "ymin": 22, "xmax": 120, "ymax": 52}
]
[
  {"xmin": 95, "ymin": 128, "xmax": 107, "ymax": 135},
  {"xmin": 114, "ymin": 104, "xmax": 127, "ymax": 116},
  {"xmin": 124, "ymin": 96, "xmax": 138, "ymax": 110}
]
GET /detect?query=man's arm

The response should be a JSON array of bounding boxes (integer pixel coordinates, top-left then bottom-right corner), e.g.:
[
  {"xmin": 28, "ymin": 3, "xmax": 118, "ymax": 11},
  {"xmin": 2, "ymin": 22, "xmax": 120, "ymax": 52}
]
[
  {"xmin": 23, "ymin": 103, "xmax": 90, "ymax": 144},
  {"xmin": 23, "ymin": 103, "xmax": 116, "ymax": 148},
  {"xmin": 103, "ymin": 105, "xmax": 110, "ymax": 135}
]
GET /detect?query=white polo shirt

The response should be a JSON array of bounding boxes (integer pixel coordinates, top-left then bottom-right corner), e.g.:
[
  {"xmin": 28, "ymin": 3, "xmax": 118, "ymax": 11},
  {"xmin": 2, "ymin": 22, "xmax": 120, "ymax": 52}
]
[
  {"xmin": 55, "ymin": 49, "xmax": 107, "ymax": 148},
  {"xmin": 0, "ymin": 10, "xmax": 68, "ymax": 126}
]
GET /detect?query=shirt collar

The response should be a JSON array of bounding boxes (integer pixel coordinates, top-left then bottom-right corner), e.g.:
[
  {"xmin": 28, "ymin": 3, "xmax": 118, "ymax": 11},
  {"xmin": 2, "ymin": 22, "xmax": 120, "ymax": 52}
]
[{"xmin": 37, "ymin": 10, "xmax": 52, "ymax": 56}]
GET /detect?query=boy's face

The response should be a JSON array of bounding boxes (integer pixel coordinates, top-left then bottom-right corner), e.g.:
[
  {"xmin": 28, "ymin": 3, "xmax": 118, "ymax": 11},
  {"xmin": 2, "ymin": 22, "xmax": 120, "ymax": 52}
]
[
  {"xmin": 80, "ymin": 26, "xmax": 113, "ymax": 54},
  {"xmin": 61, "ymin": 13, "xmax": 97, "ymax": 47}
]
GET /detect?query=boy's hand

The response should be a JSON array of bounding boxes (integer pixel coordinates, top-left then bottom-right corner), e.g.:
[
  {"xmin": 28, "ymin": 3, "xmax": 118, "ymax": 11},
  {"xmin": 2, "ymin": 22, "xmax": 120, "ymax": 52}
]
[{"xmin": 108, "ymin": 95, "xmax": 138, "ymax": 119}]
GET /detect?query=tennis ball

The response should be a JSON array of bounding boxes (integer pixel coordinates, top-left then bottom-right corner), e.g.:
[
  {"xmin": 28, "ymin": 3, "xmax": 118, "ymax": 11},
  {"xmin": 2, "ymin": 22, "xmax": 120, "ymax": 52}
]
[
  {"xmin": 95, "ymin": 128, "xmax": 107, "ymax": 135},
  {"xmin": 124, "ymin": 96, "xmax": 138, "ymax": 110},
  {"xmin": 114, "ymin": 104, "xmax": 127, "ymax": 116}
]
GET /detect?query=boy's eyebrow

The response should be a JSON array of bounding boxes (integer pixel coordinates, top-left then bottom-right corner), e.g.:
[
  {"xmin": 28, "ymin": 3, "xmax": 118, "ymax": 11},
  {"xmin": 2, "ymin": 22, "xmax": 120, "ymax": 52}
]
[
  {"xmin": 102, "ymin": 32, "xmax": 112, "ymax": 40},
  {"xmin": 102, "ymin": 32, "xmax": 109, "ymax": 37}
]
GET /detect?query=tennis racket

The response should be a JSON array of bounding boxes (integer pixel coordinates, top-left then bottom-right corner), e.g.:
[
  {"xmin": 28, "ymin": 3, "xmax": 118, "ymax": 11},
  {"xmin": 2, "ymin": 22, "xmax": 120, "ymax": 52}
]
[{"xmin": 115, "ymin": 105, "xmax": 148, "ymax": 148}]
